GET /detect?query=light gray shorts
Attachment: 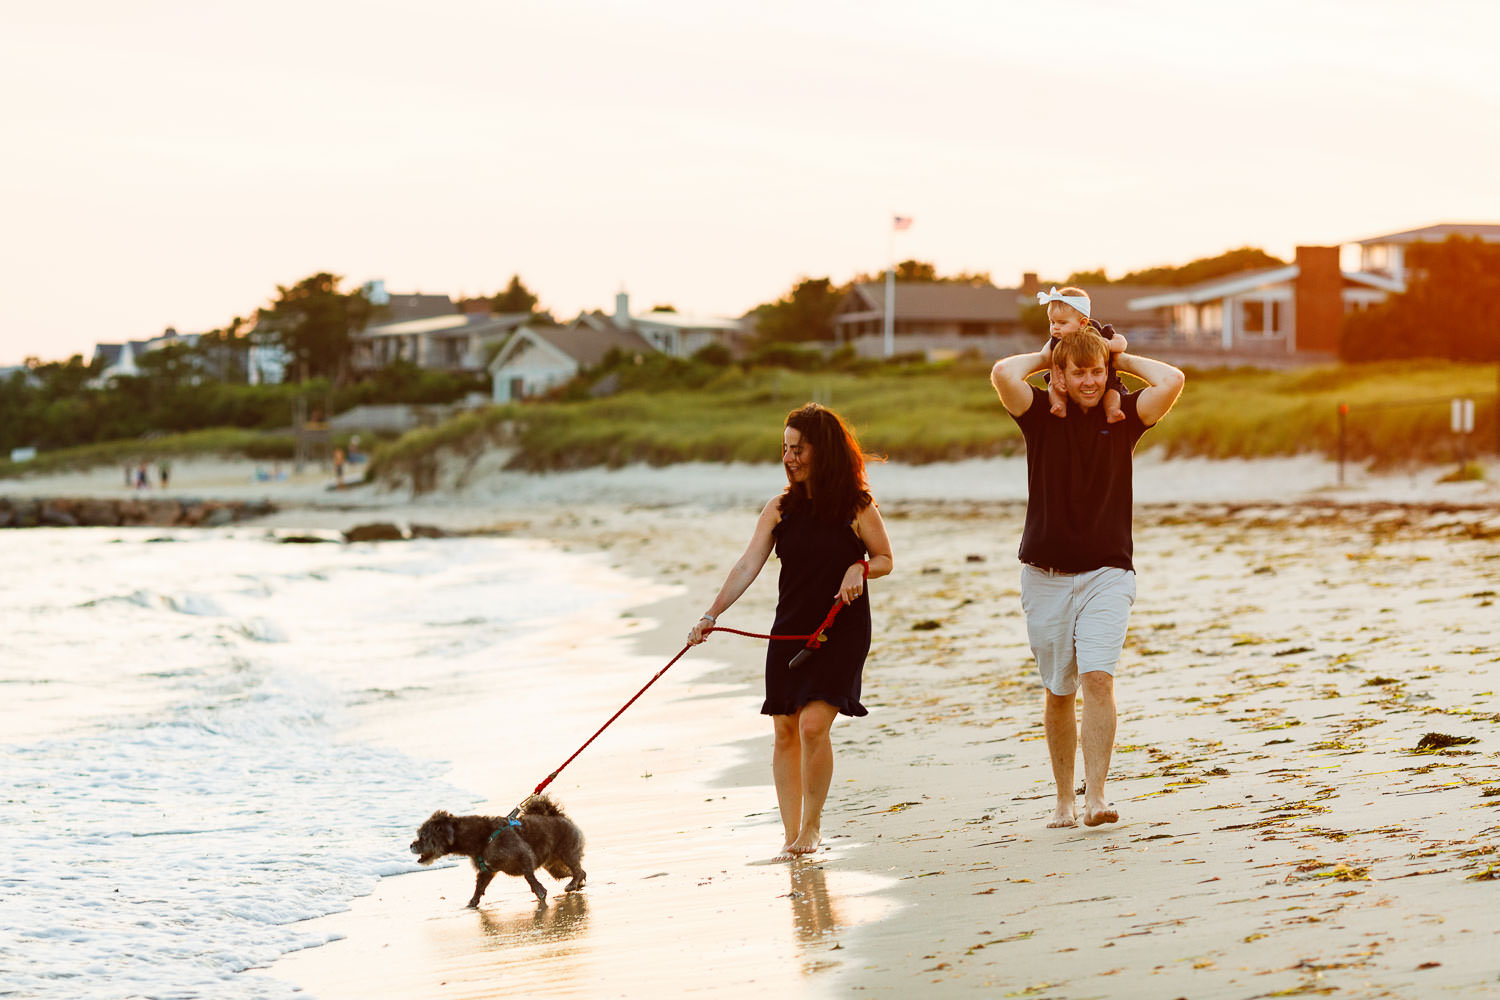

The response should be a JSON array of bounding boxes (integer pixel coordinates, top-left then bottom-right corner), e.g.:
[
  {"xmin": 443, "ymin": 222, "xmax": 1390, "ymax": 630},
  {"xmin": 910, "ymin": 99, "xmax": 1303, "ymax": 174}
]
[{"xmin": 1020, "ymin": 564, "xmax": 1136, "ymax": 696}]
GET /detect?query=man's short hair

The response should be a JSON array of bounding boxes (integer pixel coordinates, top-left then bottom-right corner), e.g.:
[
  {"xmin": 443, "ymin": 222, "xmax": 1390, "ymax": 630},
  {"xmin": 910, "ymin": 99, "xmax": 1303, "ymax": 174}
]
[{"xmin": 1054, "ymin": 328, "xmax": 1109, "ymax": 371}]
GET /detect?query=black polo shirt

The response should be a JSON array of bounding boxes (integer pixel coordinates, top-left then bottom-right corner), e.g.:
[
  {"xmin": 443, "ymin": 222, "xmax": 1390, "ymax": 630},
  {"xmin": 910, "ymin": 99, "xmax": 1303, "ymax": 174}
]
[{"xmin": 1011, "ymin": 385, "xmax": 1151, "ymax": 573}]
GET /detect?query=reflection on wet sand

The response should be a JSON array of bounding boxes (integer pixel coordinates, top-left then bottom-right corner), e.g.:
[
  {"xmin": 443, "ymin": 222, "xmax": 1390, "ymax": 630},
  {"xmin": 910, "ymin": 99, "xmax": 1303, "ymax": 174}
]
[
  {"xmin": 785, "ymin": 863, "xmax": 845, "ymax": 974},
  {"xmin": 478, "ymin": 892, "xmax": 591, "ymax": 952}
]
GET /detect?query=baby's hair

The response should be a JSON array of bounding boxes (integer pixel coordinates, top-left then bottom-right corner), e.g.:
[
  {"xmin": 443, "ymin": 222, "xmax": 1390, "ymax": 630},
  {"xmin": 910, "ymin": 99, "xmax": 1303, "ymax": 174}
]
[
  {"xmin": 1045, "ymin": 285, "xmax": 1091, "ymax": 323},
  {"xmin": 1053, "ymin": 328, "xmax": 1110, "ymax": 370}
]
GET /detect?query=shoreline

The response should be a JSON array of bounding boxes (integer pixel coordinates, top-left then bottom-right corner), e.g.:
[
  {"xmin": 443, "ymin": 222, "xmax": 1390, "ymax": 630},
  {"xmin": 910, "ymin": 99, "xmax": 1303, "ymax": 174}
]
[
  {"xmin": 3, "ymin": 451, "xmax": 1498, "ymax": 513},
  {"xmin": 258, "ymin": 506, "xmax": 904, "ymax": 998}
]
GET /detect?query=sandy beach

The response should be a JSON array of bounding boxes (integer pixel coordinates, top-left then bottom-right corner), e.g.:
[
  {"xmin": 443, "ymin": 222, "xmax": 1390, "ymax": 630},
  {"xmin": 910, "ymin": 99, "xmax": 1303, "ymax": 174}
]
[{"xmin": 8, "ymin": 453, "xmax": 1500, "ymax": 998}]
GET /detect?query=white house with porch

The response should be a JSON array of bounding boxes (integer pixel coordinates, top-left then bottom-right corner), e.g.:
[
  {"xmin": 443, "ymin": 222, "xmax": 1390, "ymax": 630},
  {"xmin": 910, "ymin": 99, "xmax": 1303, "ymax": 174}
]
[
  {"xmin": 488, "ymin": 323, "xmax": 654, "ymax": 402},
  {"xmin": 602, "ymin": 292, "xmax": 746, "ymax": 357},
  {"xmin": 1353, "ymin": 223, "xmax": 1500, "ymax": 290},
  {"xmin": 1128, "ymin": 246, "xmax": 1400, "ymax": 356},
  {"xmin": 351, "ymin": 310, "xmax": 532, "ymax": 374}
]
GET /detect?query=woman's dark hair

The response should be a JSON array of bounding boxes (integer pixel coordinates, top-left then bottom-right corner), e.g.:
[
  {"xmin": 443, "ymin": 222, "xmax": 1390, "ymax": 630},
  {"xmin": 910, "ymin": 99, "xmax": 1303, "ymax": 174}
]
[{"xmin": 781, "ymin": 403, "xmax": 874, "ymax": 524}]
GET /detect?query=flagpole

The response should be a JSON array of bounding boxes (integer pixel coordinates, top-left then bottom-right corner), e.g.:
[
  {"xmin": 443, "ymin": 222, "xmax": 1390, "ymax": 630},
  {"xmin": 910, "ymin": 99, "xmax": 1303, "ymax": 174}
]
[{"xmin": 883, "ymin": 219, "xmax": 897, "ymax": 358}]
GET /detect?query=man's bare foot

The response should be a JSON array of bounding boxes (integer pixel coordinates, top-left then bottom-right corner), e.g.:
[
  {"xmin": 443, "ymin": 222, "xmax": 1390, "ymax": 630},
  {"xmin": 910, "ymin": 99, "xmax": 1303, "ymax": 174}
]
[
  {"xmin": 1082, "ymin": 802, "xmax": 1119, "ymax": 827},
  {"xmin": 1046, "ymin": 803, "xmax": 1077, "ymax": 829}
]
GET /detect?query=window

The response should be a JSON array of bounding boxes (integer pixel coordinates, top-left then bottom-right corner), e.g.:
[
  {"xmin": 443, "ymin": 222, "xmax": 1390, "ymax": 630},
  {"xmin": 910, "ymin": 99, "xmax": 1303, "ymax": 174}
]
[
  {"xmin": 1242, "ymin": 300, "xmax": 1265, "ymax": 333},
  {"xmin": 1239, "ymin": 299, "xmax": 1282, "ymax": 337}
]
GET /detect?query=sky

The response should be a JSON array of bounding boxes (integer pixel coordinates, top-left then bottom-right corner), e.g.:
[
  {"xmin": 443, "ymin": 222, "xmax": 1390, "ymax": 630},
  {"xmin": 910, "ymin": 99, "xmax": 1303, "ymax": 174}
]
[{"xmin": 3, "ymin": 0, "xmax": 1498, "ymax": 367}]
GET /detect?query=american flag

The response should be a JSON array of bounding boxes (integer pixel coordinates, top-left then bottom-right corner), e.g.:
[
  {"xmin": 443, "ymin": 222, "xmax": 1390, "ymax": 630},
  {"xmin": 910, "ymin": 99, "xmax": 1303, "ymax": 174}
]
[{"xmin": 892, "ymin": 215, "xmax": 912, "ymax": 231}]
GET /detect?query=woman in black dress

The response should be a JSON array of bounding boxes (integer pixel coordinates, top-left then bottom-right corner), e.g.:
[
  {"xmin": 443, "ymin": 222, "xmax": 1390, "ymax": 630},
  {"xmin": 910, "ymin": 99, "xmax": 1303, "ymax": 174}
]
[{"xmin": 688, "ymin": 403, "xmax": 894, "ymax": 860}]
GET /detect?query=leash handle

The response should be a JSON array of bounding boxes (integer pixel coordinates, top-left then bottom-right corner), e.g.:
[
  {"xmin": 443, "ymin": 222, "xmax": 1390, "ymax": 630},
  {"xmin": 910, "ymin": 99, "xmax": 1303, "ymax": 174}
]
[{"xmin": 520, "ymin": 560, "xmax": 869, "ymax": 809}]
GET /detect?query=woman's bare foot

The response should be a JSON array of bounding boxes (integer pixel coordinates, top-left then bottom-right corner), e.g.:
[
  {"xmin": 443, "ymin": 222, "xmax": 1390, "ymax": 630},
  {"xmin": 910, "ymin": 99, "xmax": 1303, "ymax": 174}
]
[
  {"xmin": 1046, "ymin": 802, "xmax": 1077, "ymax": 829},
  {"xmin": 773, "ymin": 843, "xmax": 797, "ymax": 862},
  {"xmin": 1082, "ymin": 802, "xmax": 1119, "ymax": 827},
  {"xmin": 786, "ymin": 830, "xmax": 821, "ymax": 856}
]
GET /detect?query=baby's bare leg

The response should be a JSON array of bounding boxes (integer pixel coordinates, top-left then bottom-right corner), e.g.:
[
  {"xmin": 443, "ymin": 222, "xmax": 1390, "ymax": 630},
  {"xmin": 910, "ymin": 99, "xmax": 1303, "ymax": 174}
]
[
  {"xmin": 1048, "ymin": 368, "xmax": 1068, "ymax": 416},
  {"xmin": 1104, "ymin": 387, "xmax": 1124, "ymax": 423}
]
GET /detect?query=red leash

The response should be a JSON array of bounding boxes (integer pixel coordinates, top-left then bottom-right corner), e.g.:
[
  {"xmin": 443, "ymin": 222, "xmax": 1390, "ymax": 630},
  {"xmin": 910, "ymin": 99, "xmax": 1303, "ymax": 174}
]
[{"xmin": 514, "ymin": 595, "xmax": 851, "ymax": 816}]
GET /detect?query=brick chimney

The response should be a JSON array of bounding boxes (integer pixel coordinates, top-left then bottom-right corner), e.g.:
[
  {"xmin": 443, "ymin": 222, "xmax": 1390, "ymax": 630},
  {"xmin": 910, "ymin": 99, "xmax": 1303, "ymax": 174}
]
[
  {"xmin": 1019, "ymin": 272, "xmax": 1041, "ymax": 298},
  {"xmin": 1293, "ymin": 246, "xmax": 1342, "ymax": 354}
]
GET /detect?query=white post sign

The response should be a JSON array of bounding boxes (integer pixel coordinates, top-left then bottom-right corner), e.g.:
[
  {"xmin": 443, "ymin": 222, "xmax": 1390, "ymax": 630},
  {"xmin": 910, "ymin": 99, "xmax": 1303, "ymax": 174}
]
[{"xmin": 1450, "ymin": 398, "xmax": 1475, "ymax": 434}]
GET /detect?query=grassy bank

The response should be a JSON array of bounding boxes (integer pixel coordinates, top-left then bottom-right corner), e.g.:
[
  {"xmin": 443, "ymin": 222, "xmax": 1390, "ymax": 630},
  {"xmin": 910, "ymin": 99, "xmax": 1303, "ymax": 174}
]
[
  {"xmin": 368, "ymin": 358, "xmax": 1497, "ymax": 488},
  {"xmin": 0, "ymin": 428, "xmax": 297, "ymax": 481},
  {"xmin": 4, "ymin": 359, "xmax": 1494, "ymax": 488}
]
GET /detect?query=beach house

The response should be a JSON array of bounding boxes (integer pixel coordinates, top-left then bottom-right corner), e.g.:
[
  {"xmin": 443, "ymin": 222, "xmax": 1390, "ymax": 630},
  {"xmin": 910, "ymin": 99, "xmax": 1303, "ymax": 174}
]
[
  {"xmin": 1127, "ymin": 246, "xmax": 1399, "ymax": 359},
  {"xmin": 831, "ymin": 277, "xmax": 1172, "ymax": 359},
  {"xmin": 350, "ymin": 306, "xmax": 533, "ymax": 375},
  {"xmin": 487, "ymin": 321, "xmax": 655, "ymax": 403},
  {"xmin": 91, "ymin": 328, "xmax": 202, "ymax": 385},
  {"xmin": 1124, "ymin": 225, "xmax": 1500, "ymax": 360},
  {"xmin": 1352, "ymin": 223, "xmax": 1500, "ymax": 290},
  {"xmin": 587, "ymin": 292, "xmax": 747, "ymax": 358}
]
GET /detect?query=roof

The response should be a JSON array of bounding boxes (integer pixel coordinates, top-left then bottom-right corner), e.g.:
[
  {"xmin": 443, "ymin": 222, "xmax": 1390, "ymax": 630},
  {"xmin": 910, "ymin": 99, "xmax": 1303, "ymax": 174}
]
[
  {"xmin": 93, "ymin": 343, "xmax": 125, "ymax": 365},
  {"xmin": 842, "ymin": 282, "xmax": 1022, "ymax": 321},
  {"xmin": 357, "ymin": 312, "xmax": 532, "ymax": 339},
  {"xmin": 1053, "ymin": 283, "xmax": 1176, "ymax": 320},
  {"xmin": 1128, "ymin": 266, "xmax": 1398, "ymax": 310},
  {"xmin": 1128, "ymin": 266, "xmax": 1300, "ymax": 309},
  {"xmin": 1356, "ymin": 223, "xmax": 1500, "ymax": 246},
  {"xmin": 491, "ymin": 323, "xmax": 655, "ymax": 372},
  {"xmin": 381, "ymin": 293, "xmax": 456, "ymax": 322},
  {"xmin": 631, "ymin": 311, "xmax": 745, "ymax": 332}
]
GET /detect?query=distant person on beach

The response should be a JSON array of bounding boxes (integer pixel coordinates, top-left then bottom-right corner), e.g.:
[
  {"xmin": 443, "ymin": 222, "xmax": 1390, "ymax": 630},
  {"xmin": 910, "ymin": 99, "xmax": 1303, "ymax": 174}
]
[
  {"xmin": 135, "ymin": 461, "xmax": 150, "ymax": 490},
  {"xmin": 1036, "ymin": 286, "xmax": 1128, "ymax": 423},
  {"xmin": 158, "ymin": 459, "xmax": 171, "ymax": 488},
  {"xmin": 333, "ymin": 447, "xmax": 346, "ymax": 487},
  {"xmin": 990, "ymin": 329, "xmax": 1184, "ymax": 828},
  {"xmin": 687, "ymin": 403, "xmax": 894, "ymax": 860}
]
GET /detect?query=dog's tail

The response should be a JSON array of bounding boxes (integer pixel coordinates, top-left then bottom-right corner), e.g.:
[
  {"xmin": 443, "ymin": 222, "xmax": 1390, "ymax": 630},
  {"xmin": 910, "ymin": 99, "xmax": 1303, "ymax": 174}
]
[{"xmin": 521, "ymin": 794, "xmax": 565, "ymax": 817}]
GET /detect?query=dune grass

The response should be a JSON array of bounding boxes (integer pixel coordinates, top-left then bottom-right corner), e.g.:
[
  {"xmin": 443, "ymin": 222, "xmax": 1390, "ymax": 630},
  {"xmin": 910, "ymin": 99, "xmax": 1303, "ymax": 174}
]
[
  {"xmin": 5, "ymin": 359, "xmax": 1494, "ymax": 488},
  {"xmin": 414, "ymin": 359, "xmax": 1496, "ymax": 479}
]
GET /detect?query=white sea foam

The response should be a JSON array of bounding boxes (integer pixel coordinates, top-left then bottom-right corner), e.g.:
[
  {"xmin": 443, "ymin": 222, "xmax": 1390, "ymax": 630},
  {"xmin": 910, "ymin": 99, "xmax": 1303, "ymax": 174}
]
[{"xmin": 0, "ymin": 528, "xmax": 657, "ymax": 999}]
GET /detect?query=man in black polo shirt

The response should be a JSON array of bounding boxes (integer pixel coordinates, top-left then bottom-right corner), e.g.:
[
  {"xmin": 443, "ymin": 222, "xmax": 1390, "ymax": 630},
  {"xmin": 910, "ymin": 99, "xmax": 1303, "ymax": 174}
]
[{"xmin": 990, "ymin": 327, "xmax": 1185, "ymax": 828}]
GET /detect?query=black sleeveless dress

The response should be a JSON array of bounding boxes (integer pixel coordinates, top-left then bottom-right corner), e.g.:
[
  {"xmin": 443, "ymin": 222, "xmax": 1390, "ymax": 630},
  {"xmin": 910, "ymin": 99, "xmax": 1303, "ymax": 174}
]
[{"xmin": 761, "ymin": 501, "xmax": 871, "ymax": 718}]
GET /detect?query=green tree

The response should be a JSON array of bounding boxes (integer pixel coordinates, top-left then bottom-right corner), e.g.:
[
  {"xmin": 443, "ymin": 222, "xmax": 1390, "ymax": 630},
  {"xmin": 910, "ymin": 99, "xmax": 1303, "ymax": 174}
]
[
  {"xmin": 750, "ymin": 276, "xmax": 843, "ymax": 344},
  {"xmin": 1341, "ymin": 236, "xmax": 1500, "ymax": 362},
  {"xmin": 191, "ymin": 319, "xmax": 250, "ymax": 384},
  {"xmin": 1065, "ymin": 268, "xmax": 1109, "ymax": 285},
  {"xmin": 1117, "ymin": 247, "xmax": 1285, "ymax": 287},
  {"xmin": 256, "ymin": 273, "xmax": 370, "ymax": 384},
  {"xmin": 491, "ymin": 275, "xmax": 540, "ymax": 315},
  {"xmin": 852, "ymin": 260, "xmax": 993, "ymax": 285}
]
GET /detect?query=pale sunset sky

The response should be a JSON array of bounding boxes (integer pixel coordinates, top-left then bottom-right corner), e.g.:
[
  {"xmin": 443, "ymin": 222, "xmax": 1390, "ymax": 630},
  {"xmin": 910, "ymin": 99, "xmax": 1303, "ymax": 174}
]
[{"xmin": 3, "ymin": 0, "xmax": 1497, "ymax": 366}]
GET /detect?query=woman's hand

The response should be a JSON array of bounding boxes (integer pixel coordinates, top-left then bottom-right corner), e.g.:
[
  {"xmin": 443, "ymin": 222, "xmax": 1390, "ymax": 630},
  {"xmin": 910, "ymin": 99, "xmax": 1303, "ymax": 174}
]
[
  {"xmin": 687, "ymin": 615, "xmax": 715, "ymax": 645},
  {"xmin": 836, "ymin": 563, "xmax": 866, "ymax": 605}
]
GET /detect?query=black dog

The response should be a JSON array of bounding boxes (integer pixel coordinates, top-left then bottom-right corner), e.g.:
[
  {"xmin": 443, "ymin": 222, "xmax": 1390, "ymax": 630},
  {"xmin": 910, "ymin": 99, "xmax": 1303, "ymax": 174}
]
[{"xmin": 410, "ymin": 796, "xmax": 586, "ymax": 907}]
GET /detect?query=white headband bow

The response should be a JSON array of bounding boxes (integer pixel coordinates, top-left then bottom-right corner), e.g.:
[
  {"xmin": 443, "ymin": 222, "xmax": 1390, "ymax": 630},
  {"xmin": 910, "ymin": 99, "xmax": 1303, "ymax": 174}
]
[{"xmin": 1036, "ymin": 286, "xmax": 1091, "ymax": 318}]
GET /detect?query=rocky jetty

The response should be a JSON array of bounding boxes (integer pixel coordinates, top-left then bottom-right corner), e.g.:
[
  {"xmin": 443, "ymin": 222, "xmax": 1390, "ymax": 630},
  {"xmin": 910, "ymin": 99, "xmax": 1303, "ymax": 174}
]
[{"xmin": 0, "ymin": 496, "xmax": 275, "ymax": 528}]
